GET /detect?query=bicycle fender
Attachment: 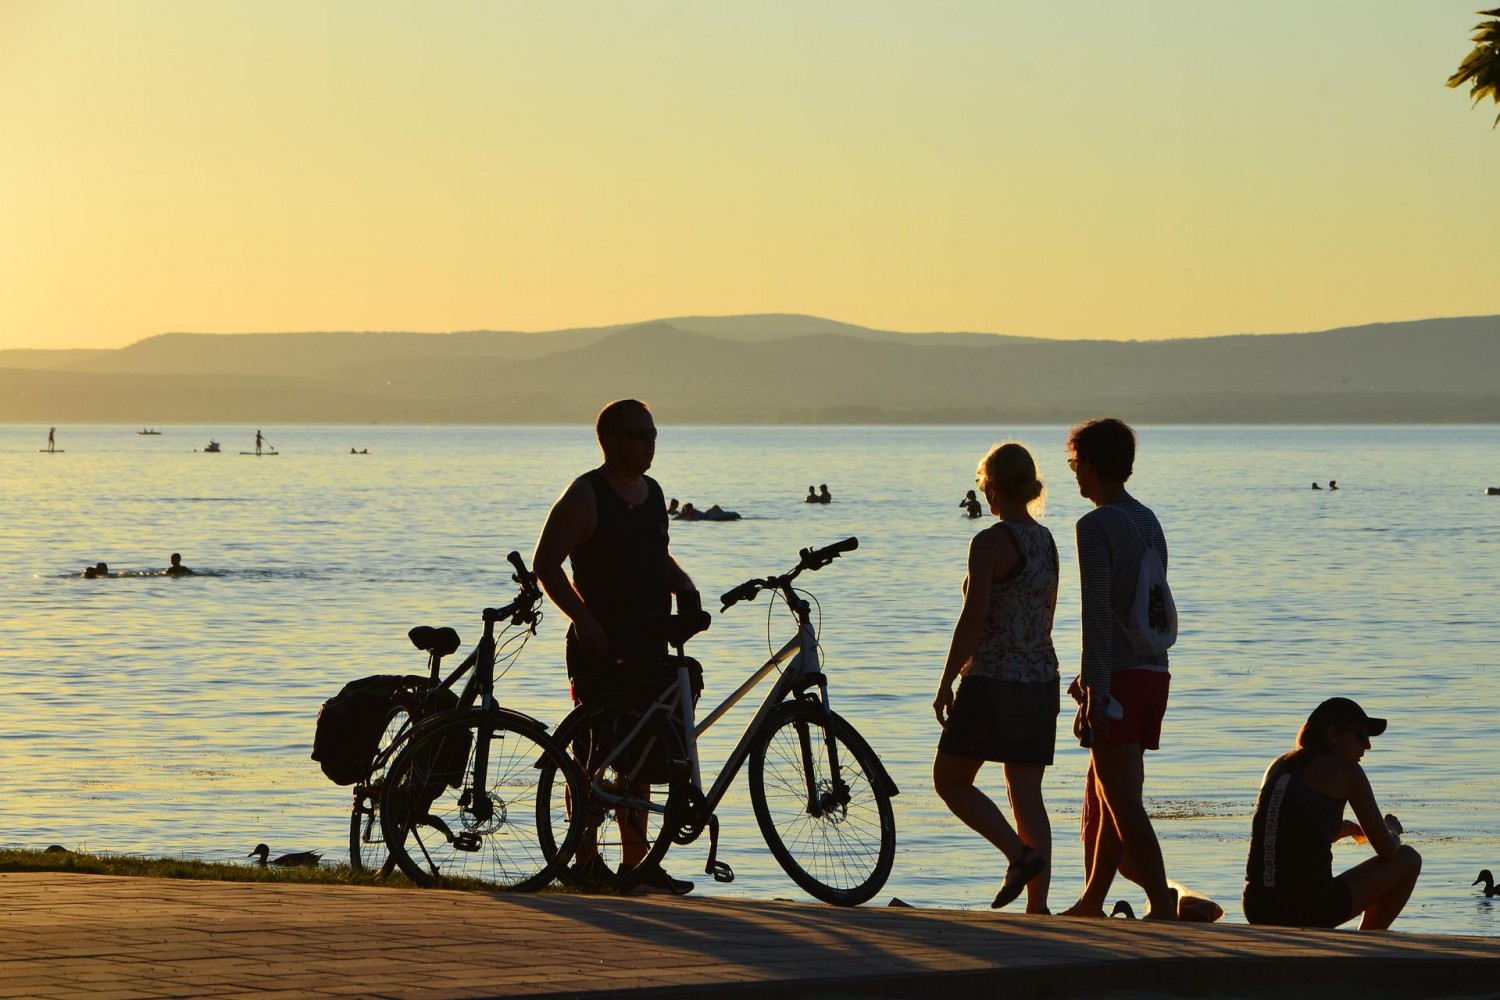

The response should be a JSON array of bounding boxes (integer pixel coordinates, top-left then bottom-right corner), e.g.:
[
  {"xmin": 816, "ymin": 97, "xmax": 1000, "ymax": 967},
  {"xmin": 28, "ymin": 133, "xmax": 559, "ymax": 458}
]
[{"xmin": 829, "ymin": 711, "xmax": 900, "ymax": 799}]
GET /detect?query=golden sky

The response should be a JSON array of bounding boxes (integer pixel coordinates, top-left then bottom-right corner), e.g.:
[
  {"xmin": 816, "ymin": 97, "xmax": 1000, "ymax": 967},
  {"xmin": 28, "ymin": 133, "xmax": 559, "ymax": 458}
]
[{"xmin": 2, "ymin": 0, "xmax": 1497, "ymax": 351}]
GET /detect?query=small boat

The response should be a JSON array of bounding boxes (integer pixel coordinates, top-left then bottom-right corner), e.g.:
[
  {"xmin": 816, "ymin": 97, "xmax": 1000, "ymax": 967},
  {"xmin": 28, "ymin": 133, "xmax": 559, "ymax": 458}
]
[
  {"xmin": 137, "ymin": 429, "xmax": 162, "ymax": 435},
  {"xmin": 202, "ymin": 440, "xmax": 221, "ymax": 453},
  {"xmin": 1487, "ymin": 487, "xmax": 1499, "ymax": 496}
]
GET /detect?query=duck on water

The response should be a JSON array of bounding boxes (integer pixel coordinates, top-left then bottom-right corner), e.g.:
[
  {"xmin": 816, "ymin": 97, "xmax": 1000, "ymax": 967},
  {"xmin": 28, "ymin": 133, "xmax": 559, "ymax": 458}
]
[{"xmin": 248, "ymin": 844, "xmax": 323, "ymax": 867}]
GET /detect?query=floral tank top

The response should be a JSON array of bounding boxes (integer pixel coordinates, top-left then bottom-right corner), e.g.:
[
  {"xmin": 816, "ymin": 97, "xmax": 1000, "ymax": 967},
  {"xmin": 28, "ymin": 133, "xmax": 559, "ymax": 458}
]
[{"xmin": 962, "ymin": 521, "xmax": 1060, "ymax": 684}]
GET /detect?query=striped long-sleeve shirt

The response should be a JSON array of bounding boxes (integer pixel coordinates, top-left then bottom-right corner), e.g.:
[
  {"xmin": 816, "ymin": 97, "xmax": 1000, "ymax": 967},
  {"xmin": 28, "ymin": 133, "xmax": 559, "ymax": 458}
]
[{"xmin": 1076, "ymin": 497, "xmax": 1170, "ymax": 697}]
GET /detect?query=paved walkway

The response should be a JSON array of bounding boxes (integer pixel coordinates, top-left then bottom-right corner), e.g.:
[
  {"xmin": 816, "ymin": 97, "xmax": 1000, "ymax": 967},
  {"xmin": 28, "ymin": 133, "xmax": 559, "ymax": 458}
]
[{"xmin": 3, "ymin": 873, "xmax": 1498, "ymax": 999}]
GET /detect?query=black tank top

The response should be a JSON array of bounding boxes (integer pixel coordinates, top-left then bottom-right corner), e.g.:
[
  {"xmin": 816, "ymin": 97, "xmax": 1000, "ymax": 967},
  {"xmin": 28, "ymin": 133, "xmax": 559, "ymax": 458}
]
[
  {"xmin": 567, "ymin": 469, "xmax": 672, "ymax": 676},
  {"xmin": 1245, "ymin": 752, "xmax": 1343, "ymax": 893}
]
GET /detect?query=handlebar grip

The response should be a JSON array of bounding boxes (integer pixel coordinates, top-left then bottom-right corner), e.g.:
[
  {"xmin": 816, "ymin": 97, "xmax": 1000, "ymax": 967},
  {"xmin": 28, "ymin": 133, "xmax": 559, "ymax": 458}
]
[
  {"xmin": 507, "ymin": 550, "xmax": 531, "ymax": 580},
  {"xmin": 719, "ymin": 581, "xmax": 759, "ymax": 609},
  {"xmin": 828, "ymin": 537, "xmax": 858, "ymax": 554}
]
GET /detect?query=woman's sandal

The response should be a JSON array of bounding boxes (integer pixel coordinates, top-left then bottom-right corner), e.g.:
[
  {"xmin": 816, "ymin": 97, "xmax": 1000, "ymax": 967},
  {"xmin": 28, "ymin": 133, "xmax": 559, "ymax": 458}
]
[{"xmin": 992, "ymin": 846, "xmax": 1046, "ymax": 909}]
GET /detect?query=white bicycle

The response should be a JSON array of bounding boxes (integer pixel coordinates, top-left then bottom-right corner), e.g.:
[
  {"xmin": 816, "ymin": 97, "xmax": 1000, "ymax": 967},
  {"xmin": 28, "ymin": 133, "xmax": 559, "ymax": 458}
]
[{"xmin": 536, "ymin": 538, "xmax": 899, "ymax": 906}]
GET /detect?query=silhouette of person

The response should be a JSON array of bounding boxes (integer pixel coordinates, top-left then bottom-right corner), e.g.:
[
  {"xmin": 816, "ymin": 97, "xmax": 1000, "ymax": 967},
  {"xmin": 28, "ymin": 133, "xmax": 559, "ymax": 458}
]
[
  {"xmin": 1060, "ymin": 417, "xmax": 1177, "ymax": 921},
  {"xmin": 83, "ymin": 566, "xmax": 97, "ymax": 579},
  {"xmin": 255, "ymin": 430, "xmax": 272, "ymax": 455},
  {"xmin": 678, "ymin": 502, "xmax": 701, "ymax": 520},
  {"xmin": 532, "ymin": 398, "xmax": 701, "ymax": 896},
  {"xmin": 91, "ymin": 562, "xmax": 109, "ymax": 578},
  {"xmin": 961, "ymin": 489, "xmax": 983, "ymax": 518},
  {"xmin": 933, "ymin": 442, "xmax": 1058, "ymax": 913},
  {"xmin": 1243, "ymin": 698, "xmax": 1421, "ymax": 930},
  {"xmin": 1328, "ymin": 480, "xmax": 1339, "ymax": 491},
  {"xmin": 166, "ymin": 553, "xmax": 193, "ymax": 576},
  {"xmin": 818, "ymin": 484, "xmax": 832, "ymax": 504},
  {"xmin": 47, "ymin": 427, "xmax": 55, "ymax": 452},
  {"xmin": 804, "ymin": 486, "xmax": 819, "ymax": 504},
  {"xmin": 667, "ymin": 498, "xmax": 680, "ymax": 517},
  {"xmin": 1311, "ymin": 482, "xmax": 1321, "ymax": 490}
]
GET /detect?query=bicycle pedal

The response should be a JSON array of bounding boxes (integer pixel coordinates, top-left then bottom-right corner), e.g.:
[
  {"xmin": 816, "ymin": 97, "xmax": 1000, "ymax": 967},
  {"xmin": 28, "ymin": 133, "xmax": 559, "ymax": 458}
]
[
  {"xmin": 451, "ymin": 832, "xmax": 482, "ymax": 853},
  {"xmin": 707, "ymin": 859, "xmax": 734, "ymax": 884}
]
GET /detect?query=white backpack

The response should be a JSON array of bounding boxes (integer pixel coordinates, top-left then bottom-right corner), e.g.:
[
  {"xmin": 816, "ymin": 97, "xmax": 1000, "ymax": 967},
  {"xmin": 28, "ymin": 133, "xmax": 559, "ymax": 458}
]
[{"xmin": 1120, "ymin": 513, "xmax": 1177, "ymax": 657}]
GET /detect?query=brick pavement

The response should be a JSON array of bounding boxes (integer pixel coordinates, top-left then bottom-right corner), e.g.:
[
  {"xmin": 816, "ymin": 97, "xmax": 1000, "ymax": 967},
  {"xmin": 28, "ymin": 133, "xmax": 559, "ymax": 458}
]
[{"xmin": 2, "ymin": 873, "xmax": 1498, "ymax": 999}]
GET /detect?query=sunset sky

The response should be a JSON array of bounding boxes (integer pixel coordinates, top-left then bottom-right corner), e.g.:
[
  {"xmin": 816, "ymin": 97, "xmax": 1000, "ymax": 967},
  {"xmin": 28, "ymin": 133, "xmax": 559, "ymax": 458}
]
[{"xmin": 2, "ymin": 1, "xmax": 1497, "ymax": 352}]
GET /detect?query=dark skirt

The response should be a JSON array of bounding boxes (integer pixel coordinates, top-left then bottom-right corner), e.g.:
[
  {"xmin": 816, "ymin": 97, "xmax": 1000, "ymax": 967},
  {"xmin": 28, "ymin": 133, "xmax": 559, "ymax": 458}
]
[{"xmin": 938, "ymin": 674, "xmax": 1059, "ymax": 765}]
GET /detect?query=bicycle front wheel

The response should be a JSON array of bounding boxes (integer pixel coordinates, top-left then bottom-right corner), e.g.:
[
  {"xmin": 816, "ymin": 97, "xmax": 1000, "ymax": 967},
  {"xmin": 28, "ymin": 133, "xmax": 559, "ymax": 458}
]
[
  {"xmin": 380, "ymin": 709, "xmax": 580, "ymax": 891},
  {"xmin": 749, "ymin": 700, "xmax": 896, "ymax": 906},
  {"xmin": 349, "ymin": 700, "xmax": 415, "ymax": 873},
  {"xmin": 537, "ymin": 699, "xmax": 689, "ymax": 893}
]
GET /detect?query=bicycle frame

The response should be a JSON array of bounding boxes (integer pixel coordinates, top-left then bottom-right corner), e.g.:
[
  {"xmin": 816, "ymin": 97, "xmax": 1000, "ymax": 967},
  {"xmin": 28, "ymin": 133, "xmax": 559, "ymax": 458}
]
[{"xmin": 589, "ymin": 604, "xmax": 834, "ymax": 825}]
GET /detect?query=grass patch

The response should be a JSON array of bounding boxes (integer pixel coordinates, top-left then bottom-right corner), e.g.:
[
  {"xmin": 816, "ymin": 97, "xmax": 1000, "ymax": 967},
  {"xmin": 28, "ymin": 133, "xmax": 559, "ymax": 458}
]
[{"xmin": 0, "ymin": 849, "xmax": 570, "ymax": 894}]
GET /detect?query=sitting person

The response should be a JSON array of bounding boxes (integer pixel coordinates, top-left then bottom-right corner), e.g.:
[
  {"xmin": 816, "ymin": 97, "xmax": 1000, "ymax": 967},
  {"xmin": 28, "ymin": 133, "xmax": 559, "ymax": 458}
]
[
  {"xmin": 667, "ymin": 498, "xmax": 680, "ymax": 517},
  {"xmin": 677, "ymin": 502, "xmax": 702, "ymax": 520},
  {"xmin": 1243, "ymin": 698, "xmax": 1420, "ymax": 930},
  {"xmin": 165, "ymin": 552, "xmax": 193, "ymax": 576},
  {"xmin": 804, "ymin": 485, "xmax": 819, "ymax": 503},
  {"xmin": 817, "ymin": 484, "xmax": 832, "ymax": 504}
]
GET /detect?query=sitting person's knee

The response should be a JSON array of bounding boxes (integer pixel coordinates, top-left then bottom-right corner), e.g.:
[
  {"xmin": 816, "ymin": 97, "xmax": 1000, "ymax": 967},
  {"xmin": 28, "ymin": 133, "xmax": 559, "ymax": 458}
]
[{"xmin": 1396, "ymin": 844, "xmax": 1422, "ymax": 872}]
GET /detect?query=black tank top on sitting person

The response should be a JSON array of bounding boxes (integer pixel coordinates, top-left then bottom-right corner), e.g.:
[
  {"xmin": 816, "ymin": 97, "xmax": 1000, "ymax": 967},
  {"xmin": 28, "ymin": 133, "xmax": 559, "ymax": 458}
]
[
  {"xmin": 566, "ymin": 469, "xmax": 673, "ymax": 679},
  {"xmin": 1245, "ymin": 752, "xmax": 1343, "ymax": 895}
]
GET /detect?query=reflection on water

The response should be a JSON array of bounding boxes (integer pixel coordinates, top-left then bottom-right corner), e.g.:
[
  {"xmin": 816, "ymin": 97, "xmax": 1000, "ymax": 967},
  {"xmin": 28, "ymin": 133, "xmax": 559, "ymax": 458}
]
[{"xmin": 1, "ymin": 424, "xmax": 1496, "ymax": 936}]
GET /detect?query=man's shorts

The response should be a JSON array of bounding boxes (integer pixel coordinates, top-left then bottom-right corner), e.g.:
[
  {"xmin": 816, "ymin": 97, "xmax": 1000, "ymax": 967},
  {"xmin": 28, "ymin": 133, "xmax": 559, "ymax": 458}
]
[{"xmin": 1094, "ymin": 668, "xmax": 1169, "ymax": 749}]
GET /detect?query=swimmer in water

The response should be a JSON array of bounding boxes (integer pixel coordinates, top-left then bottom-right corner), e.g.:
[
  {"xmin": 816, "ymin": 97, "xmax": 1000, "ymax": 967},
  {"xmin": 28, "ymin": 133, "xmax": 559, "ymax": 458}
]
[{"xmin": 165, "ymin": 553, "xmax": 193, "ymax": 576}]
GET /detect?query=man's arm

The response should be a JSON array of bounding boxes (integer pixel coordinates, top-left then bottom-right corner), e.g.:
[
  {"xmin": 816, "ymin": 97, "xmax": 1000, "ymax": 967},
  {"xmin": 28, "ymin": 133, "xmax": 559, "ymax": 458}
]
[
  {"xmin": 532, "ymin": 478, "xmax": 608, "ymax": 657},
  {"xmin": 666, "ymin": 552, "xmax": 701, "ymax": 614}
]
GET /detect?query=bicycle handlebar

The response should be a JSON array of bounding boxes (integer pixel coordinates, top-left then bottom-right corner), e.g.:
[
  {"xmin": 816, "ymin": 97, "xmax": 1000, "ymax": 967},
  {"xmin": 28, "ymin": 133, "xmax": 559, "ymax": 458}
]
[{"xmin": 719, "ymin": 537, "xmax": 858, "ymax": 611}]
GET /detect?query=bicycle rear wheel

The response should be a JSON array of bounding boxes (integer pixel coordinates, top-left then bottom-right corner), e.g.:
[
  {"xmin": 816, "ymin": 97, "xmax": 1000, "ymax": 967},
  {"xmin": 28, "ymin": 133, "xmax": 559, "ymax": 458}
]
[
  {"xmin": 537, "ymin": 700, "xmax": 688, "ymax": 893},
  {"xmin": 749, "ymin": 700, "xmax": 896, "ymax": 906},
  {"xmin": 380, "ymin": 708, "xmax": 580, "ymax": 891},
  {"xmin": 349, "ymin": 700, "xmax": 415, "ymax": 873}
]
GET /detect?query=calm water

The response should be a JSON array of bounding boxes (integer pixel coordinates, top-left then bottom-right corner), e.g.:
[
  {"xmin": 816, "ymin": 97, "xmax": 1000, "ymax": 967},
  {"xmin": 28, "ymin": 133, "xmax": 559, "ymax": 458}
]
[{"xmin": 2, "ymin": 424, "xmax": 1496, "ymax": 936}]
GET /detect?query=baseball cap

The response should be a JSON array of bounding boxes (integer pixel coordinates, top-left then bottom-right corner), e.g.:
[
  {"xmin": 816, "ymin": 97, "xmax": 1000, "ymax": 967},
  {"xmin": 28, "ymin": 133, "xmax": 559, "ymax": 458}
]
[{"xmin": 1307, "ymin": 697, "xmax": 1387, "ymax": 738}]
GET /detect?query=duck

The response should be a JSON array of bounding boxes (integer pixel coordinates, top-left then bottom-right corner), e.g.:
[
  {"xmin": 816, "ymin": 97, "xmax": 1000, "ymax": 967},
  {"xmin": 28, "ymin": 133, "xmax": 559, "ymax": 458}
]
[
  {"xmin": 1474, "ymin": 869, "xmax": 1499, "ymax": 897},
  {"xmin": 1110, "ymin": 899, "xmax": 1136, "ymax": 919},
  {"xmin": 248, "ymin": 843, "xmax": 323, "ymax": 867}
]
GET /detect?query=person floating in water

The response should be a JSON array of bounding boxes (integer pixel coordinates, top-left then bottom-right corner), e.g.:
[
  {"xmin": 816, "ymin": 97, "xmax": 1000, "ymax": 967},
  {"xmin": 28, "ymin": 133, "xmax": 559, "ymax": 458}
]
[
  {"xmin": 1311, "ymin": 482, "xmax": 1321, "ymax": 490},
  {"xmin": 83, "ymin": 566, "xmax": 98, "ymax": 579},
  {"xmin": 165, "ymin": 553, "xmax": 193, "ymax": 576},
  {"xmin": 817, "ymin": 484, "xmax": 832, "ymax": 504},
  {"xmin": 804, "ymin": 485, "xmax": 819, "ymax": 503},
  {"xmin": 255, "ymin": 430, "xmax": 273, "ymax": 455},
  {"xmin": 667, "ymin": 498, "xmax": 680, "ymax": 517},
  {"xmin": 85, "ymin": 562, "xmax": 109, "ymax": 578},
  {"xmin": 1328, "ymin": 480, "xmax": 1338, "ymax": 490},
  {"xmin": 961, "ymin": 489, "xmax": 984, "ymax": 518}
]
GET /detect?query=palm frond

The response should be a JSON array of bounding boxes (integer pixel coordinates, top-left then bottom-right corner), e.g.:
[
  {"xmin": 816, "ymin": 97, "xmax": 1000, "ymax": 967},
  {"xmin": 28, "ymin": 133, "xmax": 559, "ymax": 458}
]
[{"xmin": 1448, "ymin": 11, "xmax": 1500, "ymax": 125}]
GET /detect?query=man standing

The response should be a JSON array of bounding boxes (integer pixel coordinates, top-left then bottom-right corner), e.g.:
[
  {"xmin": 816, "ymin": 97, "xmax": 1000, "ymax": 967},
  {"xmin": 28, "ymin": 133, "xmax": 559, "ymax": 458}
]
[
  {"xmin": 1060, "ymin": 417, "xmax": 1177, "ymax": 920},
  {"xmin": 533, "ymin": 399, "xmax": 700, "ymax": 894}
]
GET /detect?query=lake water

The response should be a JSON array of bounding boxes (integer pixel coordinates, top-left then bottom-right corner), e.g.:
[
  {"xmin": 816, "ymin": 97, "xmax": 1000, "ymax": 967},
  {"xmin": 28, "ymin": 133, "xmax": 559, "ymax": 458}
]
[{"xmin": 2, "ymin": 423, "xmax": 1496, "ymax": 937}]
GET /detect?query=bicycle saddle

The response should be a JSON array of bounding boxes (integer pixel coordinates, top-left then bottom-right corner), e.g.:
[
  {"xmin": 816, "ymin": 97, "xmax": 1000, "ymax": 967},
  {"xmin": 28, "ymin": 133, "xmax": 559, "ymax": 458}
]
[
  {"xmin": 647, "ymin": 611, "xmax": 712, "ymax": 647},
  {"xmin": 408, "ymin": 625, "xmax": 462, "ymax": 657}
]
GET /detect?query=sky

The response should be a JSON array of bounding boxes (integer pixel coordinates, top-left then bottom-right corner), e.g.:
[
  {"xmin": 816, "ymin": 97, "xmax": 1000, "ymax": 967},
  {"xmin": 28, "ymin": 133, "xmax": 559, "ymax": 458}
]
[{"xmin": 2, "ymin": 0, "xmax": 1498, "ymax": 352}]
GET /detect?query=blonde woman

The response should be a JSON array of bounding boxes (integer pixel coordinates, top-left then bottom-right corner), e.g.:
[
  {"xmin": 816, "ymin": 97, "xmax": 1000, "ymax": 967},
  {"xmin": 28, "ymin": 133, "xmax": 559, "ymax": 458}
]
[{"xmin": 933, "ymin": 442, "xmax": 1059, "ymax": 912}]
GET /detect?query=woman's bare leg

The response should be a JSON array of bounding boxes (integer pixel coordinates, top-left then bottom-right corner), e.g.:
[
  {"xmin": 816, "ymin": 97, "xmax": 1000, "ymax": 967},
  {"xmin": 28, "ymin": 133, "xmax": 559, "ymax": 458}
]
[
  {"xmin": 1004, "ymin": 762, "xmax": 1051, "ymax": 914},
  {"xmin": 1340, "ymin": 846, "xmax": 1422, "ymax": 930},
  {"xmin": 933, "ymin": 751, "xmax": 1026, "ymax": 861}
]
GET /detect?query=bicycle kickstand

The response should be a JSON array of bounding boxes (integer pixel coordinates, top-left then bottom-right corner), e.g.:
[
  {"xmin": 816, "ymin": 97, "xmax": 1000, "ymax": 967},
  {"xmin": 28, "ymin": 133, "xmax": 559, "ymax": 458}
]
[{"xmin": 703, "ymin": 815, "xmax": 734, "ymax": 883}]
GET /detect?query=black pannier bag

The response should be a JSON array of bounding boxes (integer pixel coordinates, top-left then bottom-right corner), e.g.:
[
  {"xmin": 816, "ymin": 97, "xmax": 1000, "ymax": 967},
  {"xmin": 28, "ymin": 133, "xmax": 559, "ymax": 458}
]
[{"xmin": 312, "ymin": 674, "xmax": 430, "ymax": 785}]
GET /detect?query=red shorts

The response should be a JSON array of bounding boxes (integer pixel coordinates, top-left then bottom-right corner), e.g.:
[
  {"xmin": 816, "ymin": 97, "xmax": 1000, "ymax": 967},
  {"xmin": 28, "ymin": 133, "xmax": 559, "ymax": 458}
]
[{"xmin": 1095, "ymin": 669, "xmax": 1169, "ymax": 749}]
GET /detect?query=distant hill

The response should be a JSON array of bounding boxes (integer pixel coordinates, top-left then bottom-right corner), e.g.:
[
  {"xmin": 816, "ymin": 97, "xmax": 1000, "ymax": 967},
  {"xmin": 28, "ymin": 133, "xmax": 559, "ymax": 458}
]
[{"xmin": 2, "ymin": 313, "xmax": 1497, "ymax": 423}]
